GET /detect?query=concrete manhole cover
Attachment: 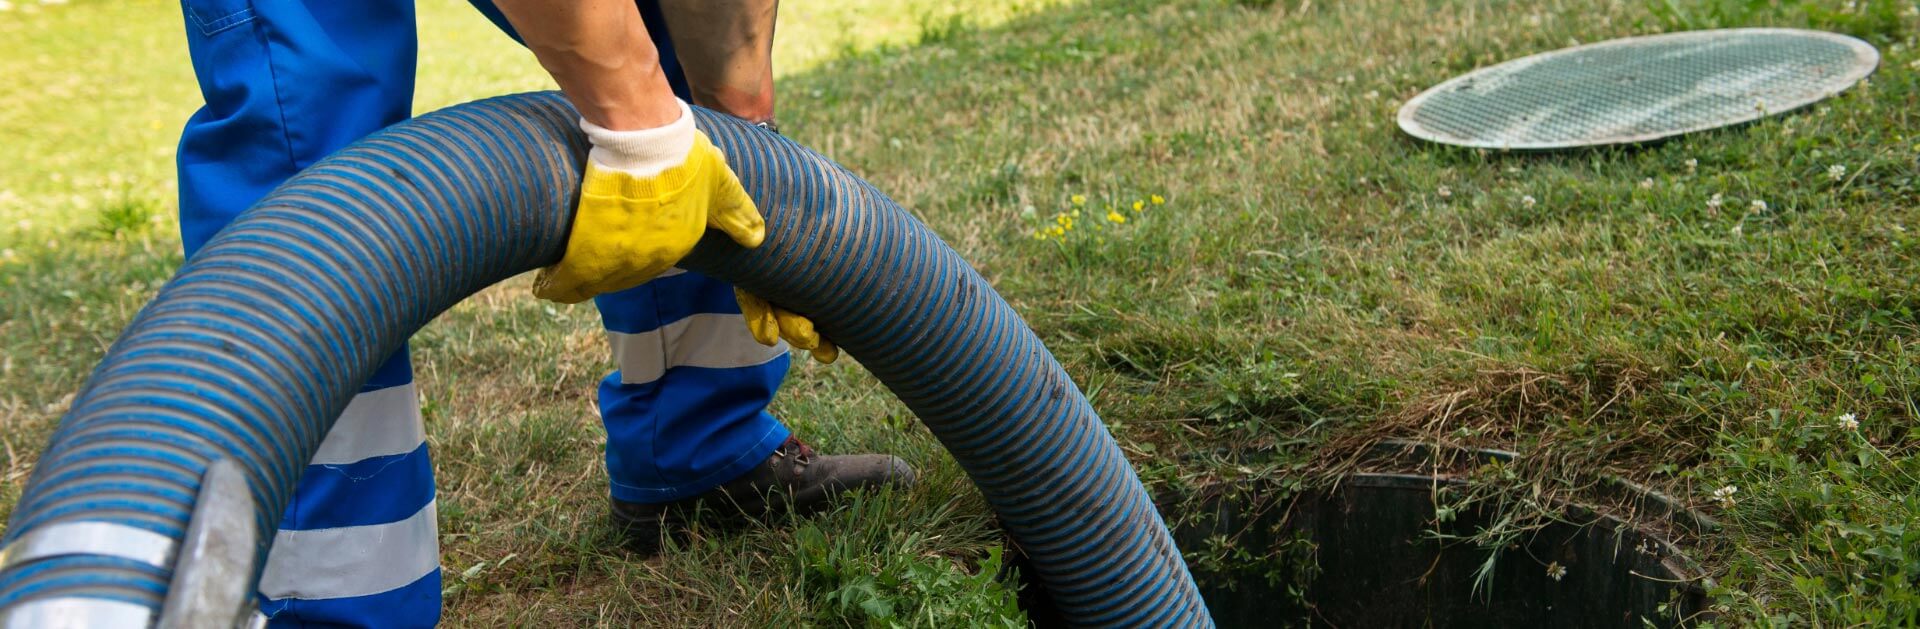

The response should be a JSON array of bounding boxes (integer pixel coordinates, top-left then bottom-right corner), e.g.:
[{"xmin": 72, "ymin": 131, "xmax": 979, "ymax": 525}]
[{"xmin": 1398, "ymin": 28, "xmax": 1880, "ymax": 150}]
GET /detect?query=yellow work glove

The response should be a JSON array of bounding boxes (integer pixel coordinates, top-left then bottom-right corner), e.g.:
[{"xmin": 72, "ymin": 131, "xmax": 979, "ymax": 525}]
[
  {"xmin": 736, "ymin": 288, "xmax": 839, "ymax": 364},
  {"xmin": 534, "ymin": 101, "xmax": 765, "ymax": 304}
]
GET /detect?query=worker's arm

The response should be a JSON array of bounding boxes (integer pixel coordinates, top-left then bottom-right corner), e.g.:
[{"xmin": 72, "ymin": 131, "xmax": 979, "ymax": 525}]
[
  {"xmin": 659, "ymin": 0, "xmax": 779, "ymax": 124},
  {"xmin": 654, "ymin": 0, "xmax": 839, "ymax": 363},
  {"xmin": 491, "ymin": 0, "xmax": 765, "ymax": 304},
  {"xmin": 492, "ymin": 0, "xmax": 679, "ymax": 130}
]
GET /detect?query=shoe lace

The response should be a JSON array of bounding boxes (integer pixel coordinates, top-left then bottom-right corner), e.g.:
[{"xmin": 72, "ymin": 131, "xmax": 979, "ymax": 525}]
[{"xmin": 778, "ymin": 436, "xmax": 816, "ymax": 465}]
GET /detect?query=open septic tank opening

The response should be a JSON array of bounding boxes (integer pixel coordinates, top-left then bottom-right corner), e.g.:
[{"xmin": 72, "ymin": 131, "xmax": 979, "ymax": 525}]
[{"xmin": 1008, "ymin": 442, "xmax": 1713, "ymax": 627}]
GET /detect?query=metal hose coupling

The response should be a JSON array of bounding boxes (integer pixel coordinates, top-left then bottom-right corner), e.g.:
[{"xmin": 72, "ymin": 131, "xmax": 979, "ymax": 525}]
[{"xmin": 0, "ymin": 460, "xmax": 264, "ymax": 628}]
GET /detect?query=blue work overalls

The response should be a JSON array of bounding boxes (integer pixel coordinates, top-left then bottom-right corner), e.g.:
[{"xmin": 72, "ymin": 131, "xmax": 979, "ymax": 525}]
[{"xmin": 174, "ymin": 1, "xmax": 794, "ymax": 625}]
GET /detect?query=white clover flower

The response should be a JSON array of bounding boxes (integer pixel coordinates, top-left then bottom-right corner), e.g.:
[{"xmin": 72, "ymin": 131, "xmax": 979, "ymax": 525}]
[
  {"xmin": 1828, "ymin": 164, "xmax": 1847, "ymax": 181},
  {"xmin": 1437, "ymin": 185, "xmax": 1452, "ymax": 198},
  {"xmin": 1685, "ymin": 158, "xmax": 1698, "ymax": 173},
  {"xmin": 1707, "ymin": 193, "xmax": 1723, "ymax": 210},
  {"xmin": 1521, "ymin": 195, "xmax": 1537, "ymax": 208},
  {"xmin": 1712, "ymin": 485, "xmax": 1738, "ymax": 507},
  {"xmin": 1640, "ymin": 178, "xmax": 1655, "ymax": 190},
  {"xmin": 1837, "ymin": 413, "xmax": 1860, "ymax": 431},
  {"xmin": 1546, "ymin": 561, "xmax": 1568, "ymax": 581},
  {"xmin": 1750, "ymin": 199, "xmax": 1768, "ymax": 212}
]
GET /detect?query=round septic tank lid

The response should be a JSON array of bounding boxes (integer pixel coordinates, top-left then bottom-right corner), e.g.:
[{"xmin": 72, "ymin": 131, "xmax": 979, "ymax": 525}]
[{"xmin": 1397, "ymin": 28, "xmax": 1879, "ymax": 150}]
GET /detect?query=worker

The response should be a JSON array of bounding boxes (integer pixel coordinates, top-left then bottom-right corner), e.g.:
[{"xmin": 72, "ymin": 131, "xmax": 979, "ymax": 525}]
[{"xmin": 172, "ymin": 0, "xmax": 914, "ymax": 625}]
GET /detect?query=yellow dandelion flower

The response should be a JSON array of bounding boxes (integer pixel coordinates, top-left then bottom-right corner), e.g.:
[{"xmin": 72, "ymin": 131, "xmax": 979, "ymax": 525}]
[
  {"xmin": 1071, "ymin": 194, "xmax": 1086, "ymax": 205},
  {"xmin": 1071, "ymin": 209, "xmax": 1081, "ymax": 218},
  {"xmin": 1150, "ymin": 194, "xmax": 1165, "ymax": 205},
  {"xmin": 1106, "ymin": 211, "xmax": 1127, "ymax": 224},
  {"xmin": 1132, "ymin": 200, "xmax": 1144, "ymax": 212}
]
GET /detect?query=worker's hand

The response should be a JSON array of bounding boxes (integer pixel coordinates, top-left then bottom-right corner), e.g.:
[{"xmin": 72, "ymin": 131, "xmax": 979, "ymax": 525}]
[
  {"xmin": 534, "ymin": 101, "xmax": 765, "ymax": 304},
  {"xmin": 736, "ymin": 288, "xmax": 838, "ymax": 364}
]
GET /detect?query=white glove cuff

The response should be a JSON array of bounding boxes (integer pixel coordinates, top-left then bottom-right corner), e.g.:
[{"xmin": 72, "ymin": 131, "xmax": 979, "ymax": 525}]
[{"xmin": 579, "ymin": 99, "xmax": 696, "ymax": 178}]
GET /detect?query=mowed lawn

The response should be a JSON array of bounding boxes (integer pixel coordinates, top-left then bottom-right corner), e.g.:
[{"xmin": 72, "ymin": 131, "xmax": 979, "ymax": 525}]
[{"xmin": 5, "ymin": 0, "xmax": 1920, "ymax": 625}]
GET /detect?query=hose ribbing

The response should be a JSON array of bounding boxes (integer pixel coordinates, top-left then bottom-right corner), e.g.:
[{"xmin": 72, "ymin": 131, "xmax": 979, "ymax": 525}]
[{"xmin": 0, "ymin": 92, "xmax": 1209, "ymax": 626}]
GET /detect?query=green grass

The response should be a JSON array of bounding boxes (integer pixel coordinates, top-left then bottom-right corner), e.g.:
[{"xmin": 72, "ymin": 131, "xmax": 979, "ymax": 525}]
[{"xmin": 5, "ymin": 0, "xmax": 1920, "ymax": 625}]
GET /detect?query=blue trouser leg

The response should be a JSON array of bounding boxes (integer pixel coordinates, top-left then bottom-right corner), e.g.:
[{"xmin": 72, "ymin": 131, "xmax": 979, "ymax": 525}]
[
  {"xmin": 468, "ymin": 0, "xmax": 796, "ymax": 503},
  {"xmin": 176, "ymin": 0, "xmax": 440, "ymax": 626},
  {"xmin": 594, "ymin": 272, "xmax": 793, "ymax": 502}
]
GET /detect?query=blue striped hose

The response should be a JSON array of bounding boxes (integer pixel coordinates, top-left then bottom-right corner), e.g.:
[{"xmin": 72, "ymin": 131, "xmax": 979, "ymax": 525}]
[{"xmin": 0, "ymin": 92, "xmax": 1210, "ymax": 627}]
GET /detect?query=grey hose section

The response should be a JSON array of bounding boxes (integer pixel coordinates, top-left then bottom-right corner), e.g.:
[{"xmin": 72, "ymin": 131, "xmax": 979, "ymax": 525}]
[{"xmin": 0, "ymin": 92, "xmax": 1210, "ymax": 626}]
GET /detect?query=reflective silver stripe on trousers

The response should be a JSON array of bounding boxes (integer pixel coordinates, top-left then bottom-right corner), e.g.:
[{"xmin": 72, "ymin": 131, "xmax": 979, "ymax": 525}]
[
  {"xmin": 0, "ymin": 521, "xmax": 176, "ymax": 571},
  {"xmin": 254, "ymin": 501, "xmax": 439, "ymax": 601},
  {"xmin": 609, "ymin": 312, "xmax": 789, "ymax": 384},
  {"xmin": 0, "ymin": 598, "xmax": 154, "ymax": 629},
  {"xmin": 308, "ymin": 382, "xmax": 425, "ymax": 466}
]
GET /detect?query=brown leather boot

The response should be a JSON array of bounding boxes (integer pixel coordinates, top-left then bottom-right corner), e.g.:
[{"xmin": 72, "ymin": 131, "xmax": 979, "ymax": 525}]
[{"xmin": 610, "ymin": 436, "xmax": 915, "ymax": 555}]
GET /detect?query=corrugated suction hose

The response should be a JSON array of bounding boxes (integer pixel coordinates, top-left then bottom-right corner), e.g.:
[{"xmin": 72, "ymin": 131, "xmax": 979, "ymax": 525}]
[{"xmin": 0, "ymin": 92, "xmax": 1209, "ymax": 627}]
